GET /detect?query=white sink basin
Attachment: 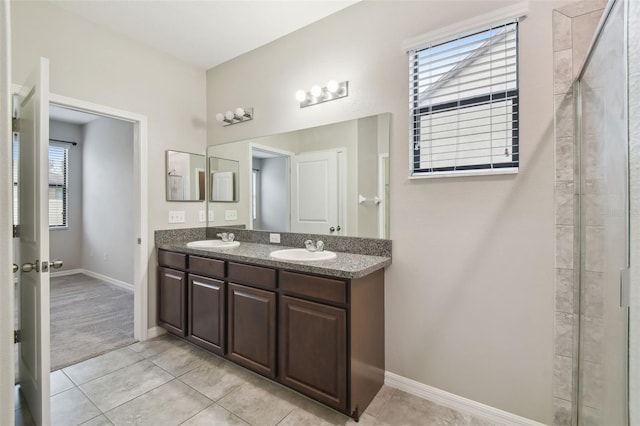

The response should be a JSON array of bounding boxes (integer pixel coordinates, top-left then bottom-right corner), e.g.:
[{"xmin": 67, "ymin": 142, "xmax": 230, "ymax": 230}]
[
  {"xmin": 270, "ymin": 248, "xmax": 337, "ymax": 262},
  {"xmin": 186, "ymin": 240, "xmax": 240, "ymax": 249}
]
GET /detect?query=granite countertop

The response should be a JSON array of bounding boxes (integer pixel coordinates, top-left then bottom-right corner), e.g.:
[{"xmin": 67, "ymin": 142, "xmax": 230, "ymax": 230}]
[{"xmin": 157, "ymin": 240, "xmax": 391, "ymax": 279}]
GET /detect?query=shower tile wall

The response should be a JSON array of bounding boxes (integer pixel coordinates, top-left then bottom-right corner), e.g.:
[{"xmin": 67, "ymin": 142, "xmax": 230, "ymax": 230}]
[{"xmin": 552, "ymin": 2, "xmax": 605, "ymax": 425}]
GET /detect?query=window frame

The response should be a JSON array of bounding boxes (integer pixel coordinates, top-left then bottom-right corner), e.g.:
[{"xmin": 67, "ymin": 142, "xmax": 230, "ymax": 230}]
[{"xmin": 409, "ymin": 21, "xmax": 520, "ymax": 177}]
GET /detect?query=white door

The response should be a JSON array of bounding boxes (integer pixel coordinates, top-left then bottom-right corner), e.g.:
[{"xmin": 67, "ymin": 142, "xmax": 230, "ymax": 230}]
[
  {"xmin": 16, "ymin": 57, "xmax": 51, "ymax": 425},
  {"xmin": 290, "ymin": 150, "xmax": 340, "ymax": 235}
]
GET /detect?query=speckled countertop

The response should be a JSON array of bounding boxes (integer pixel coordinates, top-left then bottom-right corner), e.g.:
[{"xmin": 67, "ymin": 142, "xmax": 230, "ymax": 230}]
[{"xmin": 157, "ymin": 240, "xmax": 391, "ymax": 279}]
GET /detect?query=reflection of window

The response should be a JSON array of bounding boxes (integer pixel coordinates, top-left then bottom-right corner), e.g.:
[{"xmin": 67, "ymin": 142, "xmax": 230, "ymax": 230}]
[
  {"xmin": 252, "ymin": 169, "xmax": 258, "ymax": 221},
  {"xmin": 12, "ymin": 134, "xmax": 18, "ymax": 225},
  {"xmin": 49, "ymin": 144, "xmax": 69, "ymax": 228},
  {"xmin": 409, "ymin": 22, "xmax": 519, "ymax": 175}
]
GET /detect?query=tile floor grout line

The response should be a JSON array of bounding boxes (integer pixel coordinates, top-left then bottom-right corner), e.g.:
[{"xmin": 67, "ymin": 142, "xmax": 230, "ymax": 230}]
[
  {"xmin": 273, "ymin": 407, "xmax": 297, "ymax": 426},
  {"xmin": 175, "ymin": 400, "xmax": 217, "ymax": 426},
  {"xmin": 71, "ymin": 381, "xmax": 106, "ymax": 418},
  {"xmin": 97, "ymin": 374, "xmax": 180, "ymax": 415},
  {"xmin": 67, "ymin": 357, "xmax": 149, "ymax": 388}
]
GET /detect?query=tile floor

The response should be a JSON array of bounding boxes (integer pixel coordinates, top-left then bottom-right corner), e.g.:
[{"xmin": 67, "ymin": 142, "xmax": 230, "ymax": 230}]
[{"xmin": 15, "ymin": 334, "xmax": 499, "ymax": 426}]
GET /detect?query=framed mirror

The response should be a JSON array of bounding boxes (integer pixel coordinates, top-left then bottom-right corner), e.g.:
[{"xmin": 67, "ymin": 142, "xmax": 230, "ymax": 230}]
[
  {"xmin": 207, "ymin": 113, "xmax": 390, "ymax": 238},
  {"xmin": 165, "ymin": 150, "xmax": 206, "ymax": 201},
  {"xmin": 209, "ymin": 157, "xmax": 239, "ymax": 202}
]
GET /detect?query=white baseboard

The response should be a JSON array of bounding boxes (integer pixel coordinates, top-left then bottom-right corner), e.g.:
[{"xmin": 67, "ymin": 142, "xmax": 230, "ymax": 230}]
[
  {"xmin": 82, "ymin": 269, "xmax": 134, "ymax": 292},
  {"xmin": 146, "ymin": 326, "xmax": 166, "ymax": 339},
  {"xmin": 51, "ymin": 268, "xmax": 134, "ymax": 292},
  {"xmin": 50, "ymin": 268, "xmax": 84, "ymax": 278},
  {"xmin": 384, "ymin": 372, "xmax": 546, "ymax": 426}
]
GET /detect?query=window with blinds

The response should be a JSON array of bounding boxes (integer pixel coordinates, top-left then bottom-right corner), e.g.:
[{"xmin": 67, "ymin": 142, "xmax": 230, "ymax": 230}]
[
  {"xmin": 409, "ymin": 21, "xmax": 519, "ymax": 176},
  {"xmin": 12, "ymin": 134, "xmax": 18, "ymax": 225},
  {"xmin": 49, "ymin": 144, "xmax": 69, "ymax": 228}
]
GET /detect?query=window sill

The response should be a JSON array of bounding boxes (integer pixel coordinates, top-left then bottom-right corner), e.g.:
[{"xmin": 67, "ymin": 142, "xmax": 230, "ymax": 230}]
[
  {"xmin": 49, "ymin": 226, "xmax": 69, "ymax": 231},
  {"xmin": 409, "ymin": 167, "xmax": 518, "ymax": 180}
]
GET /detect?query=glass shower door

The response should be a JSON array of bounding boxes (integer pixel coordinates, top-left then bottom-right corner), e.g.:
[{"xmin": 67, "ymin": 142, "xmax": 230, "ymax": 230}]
[{"xmin": 577, "ymin": 0, "xmax": 629, "ymax": 424}]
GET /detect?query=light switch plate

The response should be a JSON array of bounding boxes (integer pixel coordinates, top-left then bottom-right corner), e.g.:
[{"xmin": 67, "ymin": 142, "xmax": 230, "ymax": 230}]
[
  {"xmin": 269, "ymin": 233, "xmax": 281, "ymax": 244},
  {"xmin": 168, "ymin": 211, "xmax": 185, "ymax": 224},
  {"xmin": 199, "ymin": 210, "xmax": 206, "ymax": 222},
  {"xmin": 224, "ymin": 210, "xmax": 238, "ymax": 221},
  {"xmin": 208, "ymin": 210, "xmax": 214, "ymax": 221}
]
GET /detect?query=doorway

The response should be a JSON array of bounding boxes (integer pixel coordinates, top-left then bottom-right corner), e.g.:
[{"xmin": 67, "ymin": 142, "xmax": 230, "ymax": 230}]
[
  {"xmin": 10, "ymin": 84, "xmax": 149, "ymax": 425},
  {"xmin": 46, "ymin": 105, "xmax": 135, "ymax": 371},
  {"xmin": 251, "ymin": 145, "xmax": 291, "ymax": 233},
  {"xmin": 48, "ymin": 93, "xmax": 149, "ymax": 344}
]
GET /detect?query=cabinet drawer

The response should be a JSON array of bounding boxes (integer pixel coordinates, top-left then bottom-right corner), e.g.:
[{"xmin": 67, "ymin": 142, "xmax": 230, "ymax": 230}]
[
  {"xmin": 189, "ymin": 256, "xmax": 225, "ymax": 278},
  {"xmin": 158, "ymin": 250, "xmax": 186, "ymax": 270},
  {"xmin": 280, "ymin": 271, "xmax": 347, "ymax": 304},
  {"xmin": 228, "ymin": 262, "xmax": 276, "ymax": 290}
]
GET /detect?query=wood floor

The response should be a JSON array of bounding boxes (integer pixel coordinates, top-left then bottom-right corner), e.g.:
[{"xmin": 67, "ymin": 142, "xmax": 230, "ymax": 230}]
[{"xmin": 49, "ymin": 273, "xmax": 135, "ymax": 371}]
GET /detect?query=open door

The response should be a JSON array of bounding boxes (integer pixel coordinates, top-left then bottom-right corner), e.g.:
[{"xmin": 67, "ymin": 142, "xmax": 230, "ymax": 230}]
[
  {"xmin": 16, "ymin": 57, "xmax": 51, "ymax": 425},
  {"xmin": 290, "ymin": 149, "xmax": 341, "ymax": 235}
]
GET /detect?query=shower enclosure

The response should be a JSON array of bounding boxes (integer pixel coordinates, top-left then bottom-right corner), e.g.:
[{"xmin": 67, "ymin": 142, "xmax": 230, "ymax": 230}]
[{"xmin": 574, "ymin": 0, "xmax": 637, "ymax": 424}]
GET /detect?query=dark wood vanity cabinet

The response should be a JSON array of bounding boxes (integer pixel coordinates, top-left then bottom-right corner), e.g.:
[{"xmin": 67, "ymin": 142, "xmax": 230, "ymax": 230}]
[
  {"xmin": 157, "ymin": 250, "xmax": 188, "ymax": 337},
  {"xmin": 227, "ymin": 283, "xmax": 277, "ymax": 378},
  {"xmin": 158, "ymin": 266, "xmax": 187, "ymax": 337},
  {"xmin": 226, "ymin": 262, "xmax": 277, "ymax": 378},
  {"xmin": 279, "ymin": 269, "xmax": 385, "ymax": 419},
  {"xmin": 188, "ymin": 274, "xmax": 225, "ymax": 355},
  {"xmin": 157, "ymin": 248, "xmax": 385, "ymax": 421},
  {"xmin": 280, "ymin": 295, "xmax": 347, "ymax": 411},
  {"xmin": 187, "ymin": 256, "xmax": 226, "ymax": 354}
]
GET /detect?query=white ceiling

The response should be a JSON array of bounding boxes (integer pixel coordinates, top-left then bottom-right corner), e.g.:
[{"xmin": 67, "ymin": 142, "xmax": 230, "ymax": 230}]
[{"xmin": 49, "ymin": 0, "xmax": 360, "ymax": 70}]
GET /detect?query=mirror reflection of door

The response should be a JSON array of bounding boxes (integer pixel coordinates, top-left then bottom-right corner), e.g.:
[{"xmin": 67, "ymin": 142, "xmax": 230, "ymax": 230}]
[{"xmin": 290, "ymin": 149, "xmax": 345, "ymax": 235}]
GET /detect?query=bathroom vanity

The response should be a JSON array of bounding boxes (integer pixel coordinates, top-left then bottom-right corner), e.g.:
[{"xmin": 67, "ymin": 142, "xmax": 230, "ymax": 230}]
[{"xmin": 156, "ymin": 240, "xmax": 390, "ymax": 420}]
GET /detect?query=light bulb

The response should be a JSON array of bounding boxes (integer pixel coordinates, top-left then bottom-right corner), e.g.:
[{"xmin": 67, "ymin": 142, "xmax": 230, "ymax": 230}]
[
  {"xmin": 310, "ymin": 85, "xmax": 322, "ymax": 98},
  {"xmin": 235, "ymin": 107, "xmax": 245, "ymax": 117},
  {"xmin": 326, "ymin": 80, "xmax": 339, "ymax": 94},
  {"xmin": 295, "ymin": 90, "xmax": 307, "ymax": 102},
  {"xmin": 216, "ymin": 113, "xmax": 224, "ymax": 122},
  {"xmin": 225, "ymin": 110, "xmax": 234, "ymax": 121}
]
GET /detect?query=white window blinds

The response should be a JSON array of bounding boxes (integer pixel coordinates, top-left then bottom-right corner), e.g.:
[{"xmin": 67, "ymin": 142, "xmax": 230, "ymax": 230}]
[
  {"xmin": 12, "ymin": 134, "xmax": 18, "ymax": 225},
  {"xmin": 409, "ymin": 21, "xmax": 519, "ymax": 176},
  {"xmin": 48, "ymin": 144, "xmax": 69, "ymax": 228}
]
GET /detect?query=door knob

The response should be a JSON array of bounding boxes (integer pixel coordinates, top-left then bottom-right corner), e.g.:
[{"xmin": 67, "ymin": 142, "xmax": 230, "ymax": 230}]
[
  {"xmin": 329, "ymin": 227, "xmax": 335, "ymax": 232},
  {"xmin": 21, "ymin": 260, "xmax": 39, "ymax": 273},
  {"xmin": 50, "ymin": 259, "xmax": 64, "ymax": 269},
  {"xmin": 13, "ymin": 264, "xmax": 18, "ymax": 273}
]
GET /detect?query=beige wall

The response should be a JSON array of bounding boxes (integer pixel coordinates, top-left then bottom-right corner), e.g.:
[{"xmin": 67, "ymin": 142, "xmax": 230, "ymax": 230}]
[
  {"xmin": 10, "ymin": 1, "xmax": 207, "ymax": 327},
  {"xmin": 206, "ymin": 1, "xmax": 572, "ymax": 422}
]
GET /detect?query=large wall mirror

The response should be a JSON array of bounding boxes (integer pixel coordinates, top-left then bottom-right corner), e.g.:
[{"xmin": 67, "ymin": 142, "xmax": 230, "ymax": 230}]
[
  {"xmin": 166, "ymin": 150, "xmax": 206, "ymax": 201},
  {"xmin": 207, "ymin": 113, "xmax": 390, "ymax": 239}
]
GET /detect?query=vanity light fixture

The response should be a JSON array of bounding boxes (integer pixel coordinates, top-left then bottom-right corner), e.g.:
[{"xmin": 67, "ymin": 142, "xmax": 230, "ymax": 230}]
[
  {"xmin": 215, "ymin": 107, "xmax": 254, "ymax": 126},
  {"xmin": 296, "ymin": 80, "xmax": 349, "ymax": 108}
]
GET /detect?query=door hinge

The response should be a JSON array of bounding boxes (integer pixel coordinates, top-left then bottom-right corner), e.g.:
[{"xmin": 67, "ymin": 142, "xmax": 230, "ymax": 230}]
[
  {"xmin": 13, "ymin": 225, "xmax": 20, "ymax": 238},
  {"xmin": 14, "ymin": 330, "xmax": 21, "ymax": 344},
  {"xmin": 620, "ymin": 268, "xmax": 630, "ymax": 308},
  {"xmin": 137, "ymin": 238, "xmax": 142, "ymax": 245}
]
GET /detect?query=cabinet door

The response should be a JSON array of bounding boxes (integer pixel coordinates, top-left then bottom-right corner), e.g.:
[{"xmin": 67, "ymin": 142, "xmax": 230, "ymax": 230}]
[
  {"xmin": 188, "ymin": 274, "xmax": 225, "ymax": 355},
  {"xmin": 279, "ymin": 295, "xmax": 347, "ymax": 411},
  {"xmin": 158, "ymin": 266, "xmax": 186, "ymax": 336},
  {"xmin": 227, "ymin": 283, "xmax": 276, "ymax": 378}
]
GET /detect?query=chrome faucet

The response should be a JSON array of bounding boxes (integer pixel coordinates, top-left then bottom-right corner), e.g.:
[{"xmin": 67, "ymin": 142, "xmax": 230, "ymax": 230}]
[
  {"xmin": 304, "ymin": 240, "xmax": 324, "ymax": 252},
  {"xmin": 217, "ymin": 232, "xmax": 235, "ymax": 242}
]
